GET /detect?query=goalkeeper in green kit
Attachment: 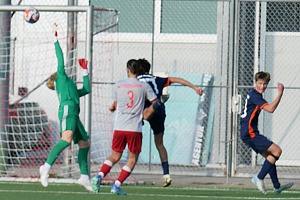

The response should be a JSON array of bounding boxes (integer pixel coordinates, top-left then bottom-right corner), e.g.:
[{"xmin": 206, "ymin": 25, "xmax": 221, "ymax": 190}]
[{"xmin": 39, "ymin": 23, "xmax": 92, "ymax": 191}]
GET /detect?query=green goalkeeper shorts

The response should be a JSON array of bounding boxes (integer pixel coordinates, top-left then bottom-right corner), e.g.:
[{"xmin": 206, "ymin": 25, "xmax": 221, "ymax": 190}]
[{"xmin": 60, "ymin": 115, "xmax": 89, "ymax": 144}]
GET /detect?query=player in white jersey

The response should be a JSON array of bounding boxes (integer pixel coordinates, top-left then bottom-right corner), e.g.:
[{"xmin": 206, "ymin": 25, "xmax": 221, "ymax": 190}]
[{"xmin": 91, "ymin": 59, "xmax": 169, "ymax": 195}]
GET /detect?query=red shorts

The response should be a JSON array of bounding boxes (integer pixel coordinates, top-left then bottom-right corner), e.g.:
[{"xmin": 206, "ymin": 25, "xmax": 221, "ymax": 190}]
[{"xmin": 112, "ymin": 130, "xmax": 142, "ymax": 153}]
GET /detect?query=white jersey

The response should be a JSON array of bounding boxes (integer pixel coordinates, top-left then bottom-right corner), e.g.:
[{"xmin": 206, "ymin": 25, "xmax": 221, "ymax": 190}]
[{"xmin": 113, "ymin": 78, "xmax": 157, "ymax": 132}]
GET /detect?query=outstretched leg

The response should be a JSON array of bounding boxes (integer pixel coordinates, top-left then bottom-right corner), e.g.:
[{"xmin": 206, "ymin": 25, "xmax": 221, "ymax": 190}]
[{"xmin": 40, "ymin": 130, "xmax": 72, "ymax": 187}]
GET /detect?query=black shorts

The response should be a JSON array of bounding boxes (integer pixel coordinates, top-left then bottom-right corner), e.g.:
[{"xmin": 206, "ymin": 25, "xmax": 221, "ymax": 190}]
[
  {"xmin": 148, "ymin": 107, "xmax": 166, "ymax": 134},
  {"xmin": 242, "ymin": 134, "xmax": 273, "ymax": 154}
]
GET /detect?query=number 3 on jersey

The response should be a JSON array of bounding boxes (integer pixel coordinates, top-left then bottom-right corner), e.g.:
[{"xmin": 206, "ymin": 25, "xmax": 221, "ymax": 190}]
[{"xmin": 127, "ymin": 90, "xmax": 134, "ymax": 108}]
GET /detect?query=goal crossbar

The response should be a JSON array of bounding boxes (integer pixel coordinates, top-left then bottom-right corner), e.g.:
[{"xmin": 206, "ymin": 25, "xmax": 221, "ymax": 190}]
[{"xmin": 0, "ymin": 5, "xmax": 92, "ymax": 12}]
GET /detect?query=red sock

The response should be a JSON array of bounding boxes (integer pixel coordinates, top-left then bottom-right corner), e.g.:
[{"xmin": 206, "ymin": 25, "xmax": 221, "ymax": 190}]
[
  {"xmin": 116, "ymin": 166, "xmax": 131, "ymax": 184},
  {"xmin": 100, "ymin": 160, "xmax": 113, "ymax": 176}
]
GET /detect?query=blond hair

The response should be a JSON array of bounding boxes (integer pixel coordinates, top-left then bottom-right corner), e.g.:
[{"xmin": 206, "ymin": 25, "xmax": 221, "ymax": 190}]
[{"xmin": 47, "ymin": 72, "xmax": 57, "ymax": 90}]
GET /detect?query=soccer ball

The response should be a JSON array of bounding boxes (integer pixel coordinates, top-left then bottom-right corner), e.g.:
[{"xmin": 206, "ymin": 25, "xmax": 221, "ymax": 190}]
[{"xmin": 24, "ymin": 7, "xmax": 40, "ymax": 24}]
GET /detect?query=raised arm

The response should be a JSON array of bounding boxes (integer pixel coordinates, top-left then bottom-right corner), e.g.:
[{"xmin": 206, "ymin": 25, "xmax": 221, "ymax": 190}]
[
  {"xmin": 263, "ymin": 83, "xmax": 284, "ymax": 113},
  {"xmin": 77, "ymin": 58, "xmax": 91, "ymax": 97},
  {"xmin": 169, "ymin": 77, "xmax": 203, "ymax": 95},
  {"xmin": 53, "ymin": 23, "xmax": 65, "ymax": 74}
]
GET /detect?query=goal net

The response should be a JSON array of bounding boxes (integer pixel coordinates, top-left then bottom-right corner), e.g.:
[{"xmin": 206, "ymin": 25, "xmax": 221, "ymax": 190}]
[{"xmin": 0, "ymin": 5, "xmax": 120, "ymax": 182}]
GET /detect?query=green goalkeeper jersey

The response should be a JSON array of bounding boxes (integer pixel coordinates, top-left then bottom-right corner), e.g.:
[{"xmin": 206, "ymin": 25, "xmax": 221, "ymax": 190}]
[{"xmin": 54, "ymin": 41, "xmax": 91, "ymax": 118}]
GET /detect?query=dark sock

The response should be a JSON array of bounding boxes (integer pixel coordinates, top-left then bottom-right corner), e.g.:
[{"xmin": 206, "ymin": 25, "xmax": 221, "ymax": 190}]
[
  {"xmin": 162, "ymin": 161, "xmax": 169, "ymax": 175},
  {"xmin": 269, "ymin": 164, "xmax": 280, "ymax": 189},
  {"xmin": 257, "ymin": 159, "xmax": 273, "ymax": 180}
]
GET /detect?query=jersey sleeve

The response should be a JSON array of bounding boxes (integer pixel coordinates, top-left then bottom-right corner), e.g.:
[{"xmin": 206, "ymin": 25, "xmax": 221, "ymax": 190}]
[
  {"xmin": 54, "ymin": 42, "xmax": 66, "ymax": 76},
  {"xmin": 163, "ymin": 77, "xmax": 171, "ymax": 87},
  {"xmin": 145, "ymin": 82, "xmax": 157, "ymax": 102},
  {"xmin": 77, "ymin": 75, "xmax": 91, "ymax": 97},
  {"xmin": 251, "ymin": 92, "xmax": 268, "ymax": 109}
]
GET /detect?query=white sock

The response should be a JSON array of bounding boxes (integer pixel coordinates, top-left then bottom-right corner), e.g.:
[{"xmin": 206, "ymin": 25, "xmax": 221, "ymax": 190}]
[
  {"xmin": 98, "ymin": 172, "xmax": 104, "ymax": 178},
  {"xmin": 43, "ymin": 163, "xmax": 51, "ymax": 173},
  {"xmin": 82, "ymin": 69, "xmax": 88, "ymax": 76},
  {"xmin": 114, "ymin": 180, "xmax": 121, "ymax": 187},
  {"xmin": 80, "ymin": 174, "xmax": 89, "ymax": 181}
]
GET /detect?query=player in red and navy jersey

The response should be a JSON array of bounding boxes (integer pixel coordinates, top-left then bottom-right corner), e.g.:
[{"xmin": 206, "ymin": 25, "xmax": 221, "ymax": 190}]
[
  {"xmin": 136, "ymin": 58, "xmax": 203, "ymax": 187},
  {"xmin": 91, "ymin": 59, "xmax": 169, "ymax": 195},
  {"xmin": 240, "ymin": 71, "xmax": 293, "ymax": 194}
]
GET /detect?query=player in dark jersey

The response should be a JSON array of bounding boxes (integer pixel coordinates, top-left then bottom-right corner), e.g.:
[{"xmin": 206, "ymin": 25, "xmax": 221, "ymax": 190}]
[
  {"xmin": 136, "ymin": 58, "xmax": 203, "ymax": 187},
  {"xmin": 40, "ymin": 24, "xmax": 92, "ymax": 191},
  {"xmin": 91, "ymin": 59, "xmax": 169, "ymax": 195},
  {"xmin": 240, "ymin": 71, "xmax": 293, "ymax": 194}
]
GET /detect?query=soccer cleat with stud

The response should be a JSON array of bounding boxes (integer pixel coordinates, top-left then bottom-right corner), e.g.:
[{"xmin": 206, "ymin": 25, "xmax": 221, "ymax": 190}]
[
  {"xmin": 111, "ymin": 184, "xmax": 126, "ymax": 195},
  {"xmin": 274, "ymin": 182, "xmax": 294, "ymax": 194},
  {"xmin": 39, "ymin": 165, "xmax": 49, "ymax": 187},
  {"xmin": 162, "ymin": 174, "xmax": 172, "ymax": 187},
  {"xmin": 77, "ymin": 178, "xmax": 93, "ymax": 192},
  {"xmin": 91, "ymin": 174, "xmax": 102, "ymax": 193},
  {"xmin": 252, "ymin": 176, "xmax": 267, "ymax": 194}
]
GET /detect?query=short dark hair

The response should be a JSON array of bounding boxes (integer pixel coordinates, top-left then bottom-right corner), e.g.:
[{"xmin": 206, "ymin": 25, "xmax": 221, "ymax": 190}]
[
  {"xmin": 127, "ymin": 59, "xmax": 138, "ymax": 74},
  {"xmin": 255, "ymin": 71, "xmax": 271, "ymax": 83},
  {"xmin": 136, "ymin": 58, "xmax": 151, "ymax": 75}
]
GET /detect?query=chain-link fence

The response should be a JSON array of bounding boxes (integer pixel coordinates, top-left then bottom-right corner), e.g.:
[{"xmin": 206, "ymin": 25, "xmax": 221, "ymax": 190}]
[
  {"xmin": 90, "ymin": 0, "xmax": 300, "ymax": 180},
  {"xmin": 90, "ymin": 0, "xmax": 230, "ymax": 179},
  {"xmin": 235, "ymin": 0, "xmax": 300, "ymax": 178}
]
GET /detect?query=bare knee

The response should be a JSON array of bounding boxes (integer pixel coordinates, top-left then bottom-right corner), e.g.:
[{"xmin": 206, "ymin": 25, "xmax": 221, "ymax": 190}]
[
  {"xmin": 273, "ymin": 145, "xmax": 282, "ymax": 158},
  {"xmin": 78, "ymin": 140, "xmax": 90, "ymax": 148},
  {"xmin": 61, "ymin": 130, "xmax": 74, "ymax": 143},
  {"xmin": 277, "ymin": 147, "xmax": 282, "ymax": 157}
]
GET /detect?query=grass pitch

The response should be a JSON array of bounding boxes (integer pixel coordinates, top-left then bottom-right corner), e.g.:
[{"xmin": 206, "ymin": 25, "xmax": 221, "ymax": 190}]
[{"xmin": 0, "ymin": 181, "xmax": 300, "ymax": 200}]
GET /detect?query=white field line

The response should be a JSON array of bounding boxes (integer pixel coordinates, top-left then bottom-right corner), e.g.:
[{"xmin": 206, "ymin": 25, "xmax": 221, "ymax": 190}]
[{"xmin": 0, "ymin": 189, "xmax": 300, "ymax": 199}]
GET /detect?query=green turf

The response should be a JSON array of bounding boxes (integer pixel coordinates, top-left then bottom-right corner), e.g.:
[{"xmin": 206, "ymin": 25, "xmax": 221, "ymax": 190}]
[{"xmin": 0, "ymin": 181, "xmax": 299, "ymax": 200}]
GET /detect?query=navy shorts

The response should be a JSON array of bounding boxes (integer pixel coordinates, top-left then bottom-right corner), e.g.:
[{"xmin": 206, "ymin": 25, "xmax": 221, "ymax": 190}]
[
  {"xmin": 242, "ymin": 134, "xmax": 273, "ymax": 154},
  {"xmin": 148, "ymin": 108, "xmax": 166, "ymax": 134}
]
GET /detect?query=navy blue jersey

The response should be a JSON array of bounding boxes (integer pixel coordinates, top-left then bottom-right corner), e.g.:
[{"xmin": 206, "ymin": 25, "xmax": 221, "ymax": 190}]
[
  {"xmin": 240, "ymin": 89, "xmax": 268, "ymax": 140},
  {"xmin": 137, "ymin": 74, "xmax": 170, "ymax": 108}
]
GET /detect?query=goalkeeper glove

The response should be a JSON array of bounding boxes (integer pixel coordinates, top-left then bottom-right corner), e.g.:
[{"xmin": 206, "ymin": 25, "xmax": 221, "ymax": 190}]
[
  {"xmin": 78, "ymin": 58, "xmax": 89, "ymax": 76},
  {"xmin": 78, "ymin": 58, "xmax": 88, "ymax": 69}
]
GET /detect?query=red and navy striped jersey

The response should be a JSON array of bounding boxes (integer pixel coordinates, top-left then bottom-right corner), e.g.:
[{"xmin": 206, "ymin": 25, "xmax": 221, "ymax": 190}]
[{"xmin": 240, "ymin": 89, "xmax": 268, "ymax": 139}]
